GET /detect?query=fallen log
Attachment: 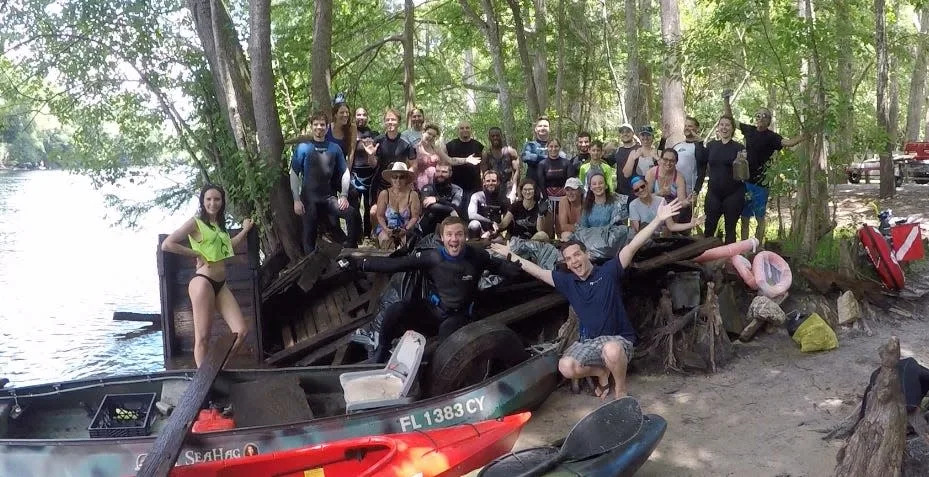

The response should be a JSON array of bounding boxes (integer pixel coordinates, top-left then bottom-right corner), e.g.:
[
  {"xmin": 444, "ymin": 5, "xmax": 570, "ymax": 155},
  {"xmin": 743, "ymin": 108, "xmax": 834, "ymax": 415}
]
[
  {"xmin": 631, "ymin": 237, "xmax": 721, "ymax": 271},
  {"xmin": 798, "ymin": 266, "xmax": 892, "ymax": 309},
  {"xmin": 112, "ymin": 311, "xmax": 160, "ymax": 324},
  {"xmin": 834, "ymin": 337, "xmax": 906, "ymax": 477}
]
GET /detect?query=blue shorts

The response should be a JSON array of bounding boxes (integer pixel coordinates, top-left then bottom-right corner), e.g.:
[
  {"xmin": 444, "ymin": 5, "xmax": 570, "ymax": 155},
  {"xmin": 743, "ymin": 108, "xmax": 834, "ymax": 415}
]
[{"xmin": 742, "ymin": 182, "xmax": 769, "ymax": 219}]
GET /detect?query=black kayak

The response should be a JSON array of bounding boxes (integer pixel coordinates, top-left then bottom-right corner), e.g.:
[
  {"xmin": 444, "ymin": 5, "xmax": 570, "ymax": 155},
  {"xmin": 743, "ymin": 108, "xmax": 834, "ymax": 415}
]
[{"xmin": 478, "ymin": 413, "xmax": 667, "ymax": 477}]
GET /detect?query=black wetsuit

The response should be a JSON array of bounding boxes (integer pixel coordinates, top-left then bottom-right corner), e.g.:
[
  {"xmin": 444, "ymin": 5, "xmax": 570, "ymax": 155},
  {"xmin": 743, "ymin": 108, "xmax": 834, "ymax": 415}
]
[
  {"xmin": 356, "ymin": 245, "xmax": 522, "ymax": 361},
  {"xmin": 699, "ymin": 139, "xmax": 745, "ymax": 244},
  {"xmin": 373, "ymin": 133, "xmax": 417, "ymax": 191},
  {"xmin": 419, "ymin": 180, "xmax": 464, "ymax": 234},
  {"xmin": 351, "ymin": 138, "xmax": 380, "ymax": 235}
]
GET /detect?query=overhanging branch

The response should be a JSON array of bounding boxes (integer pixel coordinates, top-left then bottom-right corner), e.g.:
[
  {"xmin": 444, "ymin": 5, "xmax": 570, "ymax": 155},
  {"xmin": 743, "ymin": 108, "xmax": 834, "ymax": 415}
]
[{"xmin": 332, "ymin": 34, "xmax": 403, "ymax": 78}]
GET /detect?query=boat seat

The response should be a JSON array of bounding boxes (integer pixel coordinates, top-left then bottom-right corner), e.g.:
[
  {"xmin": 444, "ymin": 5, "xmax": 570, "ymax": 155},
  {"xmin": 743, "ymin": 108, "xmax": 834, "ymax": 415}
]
[{"xmin": 339, "ymin": 330, "xmax": 426, "ymax": 412}]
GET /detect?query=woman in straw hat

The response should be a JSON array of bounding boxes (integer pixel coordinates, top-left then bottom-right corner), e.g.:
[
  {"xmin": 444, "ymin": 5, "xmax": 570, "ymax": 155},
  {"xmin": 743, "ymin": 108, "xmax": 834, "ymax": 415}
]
[{"xmin": 373, "ymin": 162, "xmax": 421, "ymax": 249}]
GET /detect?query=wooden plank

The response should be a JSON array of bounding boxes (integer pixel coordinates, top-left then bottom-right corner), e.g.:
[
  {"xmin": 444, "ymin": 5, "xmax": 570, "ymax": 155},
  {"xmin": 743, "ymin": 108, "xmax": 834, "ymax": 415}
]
[
  {"xmin": 291, "ymin": 316, "xmax": 309, "ymax": 342},
  {"xmin": 322, "ymin": 293, "xmax": 342, "ymax": 327},
  {"xmin": 631, "ymin": 237, "xmax": 721, "ymax": 271},
  {"xmin": 485, "ymin": 293, "xmax": 567, "ymax": 326},
  {"xmin": 329, "ymin": 286, "xmax": 350, "ymax": 325},
  {"xmin": 113, "ymin": 311, "xmax": 160, "ymax": 323},
  {"xmin": 266, "ymin": 313, "xmax": 374, "ymax": 366},
  {"xmin": 332, "ymin": 340, "xmax": 350, "ymax": 365},
  {"xmin": 295, "ymin": 334, "xmax": 354, "ymax": 366},
  {"xmin": 281, "ymin": 323, "xmax": 295, "ymax": 348},
  {"xmin": 296, "ymin": 252, "xmax": 333, "ymax": 293},
  {"xmin": 137, "ymin": 333, "xmax": 235, "ymax": 477}
]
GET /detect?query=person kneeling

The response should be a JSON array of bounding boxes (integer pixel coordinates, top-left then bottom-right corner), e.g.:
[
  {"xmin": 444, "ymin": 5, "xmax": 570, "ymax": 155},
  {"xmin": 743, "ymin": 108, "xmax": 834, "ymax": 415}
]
[
  {"xmin": 347, "ymin": 216, "xmax": 522, "ymax": 362},
  {"xmin": 491, "ymin": 198, "xmax": 683, "ymax": 400}
]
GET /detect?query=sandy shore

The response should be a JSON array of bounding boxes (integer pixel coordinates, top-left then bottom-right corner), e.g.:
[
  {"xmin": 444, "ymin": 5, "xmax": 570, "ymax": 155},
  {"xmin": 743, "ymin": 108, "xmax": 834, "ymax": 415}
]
[{"xmin": 498, "ymin": 316, "xmax": 929, "ymax": 476}]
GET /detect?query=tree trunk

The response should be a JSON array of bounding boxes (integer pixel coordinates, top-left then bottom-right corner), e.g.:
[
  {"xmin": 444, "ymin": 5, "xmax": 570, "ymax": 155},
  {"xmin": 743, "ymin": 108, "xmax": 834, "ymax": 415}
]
[
  {"xmin": 311, "ymin": 0, "xmax": 333, "ymax": 113},
  {"xmin": 403, "ymin": 0, "xmax": 416, "ymax": 123},
  {"xmin": 905, "ymin": 8, "xmax": 928, "ymax": 142},
  {"xmin": 554, "ymin": 0, "xmax": 566, "ymax": 141},
  {"xmin": 875, "ymin": 0, "xmax": 895, "ymax": 198},
  {"xmin": 188, "ymin": 0, "xmax": 303, "ymax": 262},
  {"xmin": 600, "ymin": 0, "xmax": 628, "ymax": 125},
  {"xmin": 532, "ymin": 0, "xmax": 549, "ymax": 114},
  {"xmin": 659, "ymin": 0, "xmax": 684, "ymax": 146},
  {"xmin": 249, "ymin": 0, "xmax": 303, "ymax": 262},
  {"xmin": 835, "ymin": 0, "xmax": 855, "ymax": 161},
  {"xmin": 505, "ymin": 0, "xmax": 542, "ymax": 122},
  {"xmin": 624, "ymin": 0, "xmax": 641, "ymax": 126},
  {"xmin": 834, "ymin": 337, "xmax": 905, "ymax": 476},
  {"xmin": 463, "ymin": 48, "xmax": 477, "ymax": 113},
  {"xmin": 789, "ymin": 0, "xmax": 831, "ymax": 260},
  {"xmin": 460, "ymin": 0, "xmax": 518, "ymax": 146},
  {"xmin": 638, "ymin": 0, "xmax": 655, "ymax": 125}
]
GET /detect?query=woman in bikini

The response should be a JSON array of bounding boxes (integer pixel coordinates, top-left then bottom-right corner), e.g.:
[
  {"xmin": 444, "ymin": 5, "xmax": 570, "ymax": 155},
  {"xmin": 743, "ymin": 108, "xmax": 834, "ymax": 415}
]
[
  {"xmin": 373, "ymin": 162, "xmax": 422, "ymax": 249},
  {"xmin": 161, "ymin": 184, "xmax": 253, "ymax": 367}
]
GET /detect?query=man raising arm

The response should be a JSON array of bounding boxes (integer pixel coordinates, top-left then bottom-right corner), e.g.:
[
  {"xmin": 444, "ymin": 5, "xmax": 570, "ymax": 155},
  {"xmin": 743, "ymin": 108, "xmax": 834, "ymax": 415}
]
[{"xmin": 490, "ymin": 198, "xmax": 682, "ymax": 399}]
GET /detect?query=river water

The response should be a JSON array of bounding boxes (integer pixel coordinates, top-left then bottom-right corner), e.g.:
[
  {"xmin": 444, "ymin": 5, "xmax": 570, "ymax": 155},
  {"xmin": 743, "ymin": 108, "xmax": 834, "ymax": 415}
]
[{"xmin": 0, "ymin": 170, "xmax": 195, "ymax": 386}]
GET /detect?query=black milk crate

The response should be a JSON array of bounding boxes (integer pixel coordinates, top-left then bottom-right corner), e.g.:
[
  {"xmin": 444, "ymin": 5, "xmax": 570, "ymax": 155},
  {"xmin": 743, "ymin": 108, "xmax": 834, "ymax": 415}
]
[{"xmin": 87, "ymin": 392, "xmax": 156, "ymax": 438}]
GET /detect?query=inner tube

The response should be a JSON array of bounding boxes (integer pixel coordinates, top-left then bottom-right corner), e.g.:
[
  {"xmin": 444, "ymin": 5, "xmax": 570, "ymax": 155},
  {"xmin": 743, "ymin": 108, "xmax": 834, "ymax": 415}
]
[
  {"xmin": 752, "ymin": 251, "xmax": 792, "ymax": 298},
  {"xmin": 694, "ymin": 238, "xmax": 759, "ymax": 263},
  {"xmin": 730, "ymin": 255, "xmax": 758, "ymax": 289}
]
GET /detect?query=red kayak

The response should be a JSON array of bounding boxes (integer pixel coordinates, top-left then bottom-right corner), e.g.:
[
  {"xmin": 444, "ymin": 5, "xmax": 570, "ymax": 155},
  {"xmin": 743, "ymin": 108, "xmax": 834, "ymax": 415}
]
[{"xmin": 170, "ymin": 412, "xmax": 531, "ymax": 477}]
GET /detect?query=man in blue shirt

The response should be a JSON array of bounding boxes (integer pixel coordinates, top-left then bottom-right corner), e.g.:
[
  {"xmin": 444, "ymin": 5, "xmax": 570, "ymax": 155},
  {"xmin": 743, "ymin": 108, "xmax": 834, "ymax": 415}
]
[
  {"xmin": 290, "ymin": 111, "xmax": 360, "ymax": 253},
  {"xmin": 491, "ymin": 198, "xmax": 682, "ymax": 400}
]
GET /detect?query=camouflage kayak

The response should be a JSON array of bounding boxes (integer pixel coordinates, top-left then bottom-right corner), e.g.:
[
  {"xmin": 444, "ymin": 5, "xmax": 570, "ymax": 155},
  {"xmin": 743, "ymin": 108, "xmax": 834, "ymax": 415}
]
[{"xmin": 0, "ymin": 350, "xmax": 558, "ymax": 477}]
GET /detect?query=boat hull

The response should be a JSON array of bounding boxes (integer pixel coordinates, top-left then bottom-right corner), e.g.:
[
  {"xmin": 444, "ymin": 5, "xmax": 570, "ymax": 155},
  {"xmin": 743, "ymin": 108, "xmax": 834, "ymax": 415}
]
[
  {"xmin": 479, "ymin": 413, "xmax": 667, "ymax": 477},
  {"xmin": 0, "ymin": 352, "xmax": 557, "ymax": 477},
  {"xmin": 170, "ymin": 413, "xmax": 530, "ymax": 477}
]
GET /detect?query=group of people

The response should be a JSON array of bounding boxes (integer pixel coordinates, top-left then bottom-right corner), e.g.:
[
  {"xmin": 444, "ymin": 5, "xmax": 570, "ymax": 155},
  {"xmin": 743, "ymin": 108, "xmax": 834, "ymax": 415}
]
[{"xmin": 164, "ymin": 91, "xmax": 805, "ymax": 401}]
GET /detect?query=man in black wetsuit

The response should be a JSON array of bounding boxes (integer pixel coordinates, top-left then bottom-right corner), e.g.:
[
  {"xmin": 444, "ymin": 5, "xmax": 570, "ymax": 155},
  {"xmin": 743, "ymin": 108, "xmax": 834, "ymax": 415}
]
[
  {"xmin": 569, "ymin": 131, "xmax": 591, "ymax": 178},
  {"xmin": 290, "ymin": 111, "xmax": 361, "ymax": 252},
  {"xmin": 609, "ymin": 124, "xmax": 640, "ymax": 199},
  {"xmin": 481, "ymin": 127, "xmax": 520, "ymax": 201},
  {"xmin": 420, "ymin": 162, "xmax": 463, "ymax": 235},
  {"xmin": 468, "ymin": 170, "xmax": 510, "ymax": 238},
  {"xmin": 351, "ymin": 131, "xmax": 380, "ymax": 236},
  {"xmin": 347, "ymin": 216, "xmax": 522, "ymax": 362}
]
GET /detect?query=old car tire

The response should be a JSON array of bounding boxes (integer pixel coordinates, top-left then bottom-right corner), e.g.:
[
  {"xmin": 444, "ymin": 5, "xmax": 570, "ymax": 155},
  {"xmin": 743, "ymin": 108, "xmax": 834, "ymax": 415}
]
[
  {"xmin": 916, "ymin": 179, "xmax": 929, "ymax": 185},
  {"xmin": 848, "ymin": 174, "xmax": 860, "ymax": 184},
  {"xmin": 426, "ymin": 321, "xmax": 528, "ymax": 396}
]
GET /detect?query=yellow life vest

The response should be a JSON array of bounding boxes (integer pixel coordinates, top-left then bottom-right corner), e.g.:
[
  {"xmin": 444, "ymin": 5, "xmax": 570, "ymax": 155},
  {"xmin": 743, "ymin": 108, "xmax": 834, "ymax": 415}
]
[{"xmin": 189, "ymin": 218, "xmax": 234, "ymax": 263}]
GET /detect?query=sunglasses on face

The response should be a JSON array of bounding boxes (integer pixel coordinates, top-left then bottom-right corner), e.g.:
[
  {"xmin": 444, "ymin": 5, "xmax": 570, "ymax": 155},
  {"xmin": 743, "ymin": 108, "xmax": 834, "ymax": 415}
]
[
  {"xmin": 633, "ymin": 185, "xmax": 647, "ymax": 192},
  {"xmin": 755, "ymin": 113, "xmax": 770, "ymax": 119}
]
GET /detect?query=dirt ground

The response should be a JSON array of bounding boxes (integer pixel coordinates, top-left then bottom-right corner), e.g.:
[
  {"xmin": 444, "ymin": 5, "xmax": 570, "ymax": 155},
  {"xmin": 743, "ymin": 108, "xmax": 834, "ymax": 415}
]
[{"xmin": 475, "ymin": 182, "xmax": 929, "ymax": 476}]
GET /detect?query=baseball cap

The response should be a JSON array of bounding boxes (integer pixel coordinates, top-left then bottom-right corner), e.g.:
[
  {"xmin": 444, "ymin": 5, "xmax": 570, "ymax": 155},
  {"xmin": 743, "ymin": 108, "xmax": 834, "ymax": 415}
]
[
  {"xmin": 630, "ymin": 175, "xmax": 646, "ymax": 189},
  {"xmin": 565, "ymin": 177, "xmax": 582, "ymax": 190},
  {"xmin": 638, "ymin": 125, "xmax": 655, "ymax": 136},
  {"xmin": 618, "ymin": 123, "xmax": 634, "ymax": 133}
]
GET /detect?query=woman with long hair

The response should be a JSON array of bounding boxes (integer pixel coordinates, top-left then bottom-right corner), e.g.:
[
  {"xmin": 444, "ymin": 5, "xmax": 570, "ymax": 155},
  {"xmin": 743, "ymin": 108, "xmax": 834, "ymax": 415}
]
[
  {"xmin": 161, "ymin": 185, "xmax": 253, "ymax": 367},
  {"xmin": 578, "ymin": 173, "xmax": 627, "ymax": 229},
  {"xmin": 327, "ymin": 101, "xmax": 357, "ymax": 166}
]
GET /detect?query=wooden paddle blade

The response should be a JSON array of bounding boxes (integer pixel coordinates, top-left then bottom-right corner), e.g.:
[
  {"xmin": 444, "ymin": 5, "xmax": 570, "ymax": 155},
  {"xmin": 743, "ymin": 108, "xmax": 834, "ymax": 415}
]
[
  {"xmin": 137, "ymin": 333, "xmax": 236, "ymax": 477},
  {"xmin": 562, "ymin": 396, "xmax": 644, "ymax": 461}
]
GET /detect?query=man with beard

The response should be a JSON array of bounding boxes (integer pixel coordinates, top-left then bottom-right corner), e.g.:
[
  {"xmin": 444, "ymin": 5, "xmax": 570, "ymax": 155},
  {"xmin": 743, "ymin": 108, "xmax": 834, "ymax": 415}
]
[
  {"xmin": 346, "ymin": 216, "xmax": 522, "ymax": 362},
  {"xmin": 351, "ymin": 130, "xmax": 380, "ymax": 236},
  {"xmin": 419, "ymin": 162, "xmax": 464, "ymax": 234},
  {"xmin": 481, "ymin": 127, "xmax": 520, "ymax": 201},
  {"xmin": 355, "ymin": 107, "xmax": 379, "ymax": 137},
  {"xmin": 569, "ymin": 132, "xmax": 591, "ymax": 178},
  {"xmin": 521, "ymin": 116, "xmax": 557, "ymax": 181},
  {"xmin": 290, "ymin": 111, "xmax": 361, "ymax": 253},
  {"xmin": 723, "ymin": 94, "xmax": 807, "ymax": 242},
  {"xmin": 672, "ymin": 116, "xmax": 709, "ymax": 225},
  {"xmin": 467, "ymin": 170, "xmax": 511, "ymax": 238},
  {"xmin": 401, "ymin": 107, "xmax": 426, "ymax": 148},
  {"xmin": 608, "ymin": 124, "xmax": 640, "ymax": 198},
  {"xmin": 445, "ymin": 120, "xmax": 485, "ymax": 198}
]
